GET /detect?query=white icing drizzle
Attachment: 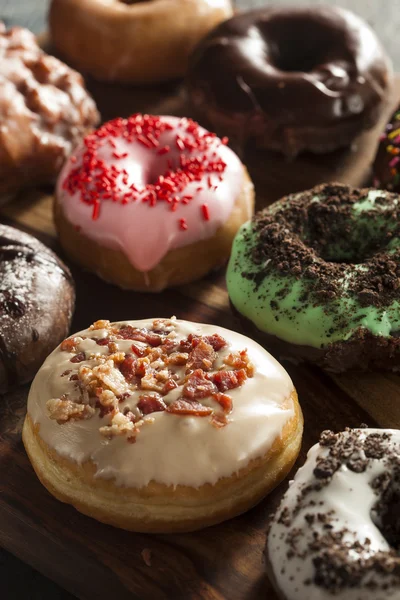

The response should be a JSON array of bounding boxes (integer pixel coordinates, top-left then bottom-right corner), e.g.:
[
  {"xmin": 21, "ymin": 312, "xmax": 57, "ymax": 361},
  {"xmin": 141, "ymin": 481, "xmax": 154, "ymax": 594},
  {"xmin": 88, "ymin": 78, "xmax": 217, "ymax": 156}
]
[
  {"xmin": 27, "ymin": 318, "xmax": 295, "ymax": 489},
  {"xmin": 268, "ymin": 428, "xmax": 400, "ymax": 600}
]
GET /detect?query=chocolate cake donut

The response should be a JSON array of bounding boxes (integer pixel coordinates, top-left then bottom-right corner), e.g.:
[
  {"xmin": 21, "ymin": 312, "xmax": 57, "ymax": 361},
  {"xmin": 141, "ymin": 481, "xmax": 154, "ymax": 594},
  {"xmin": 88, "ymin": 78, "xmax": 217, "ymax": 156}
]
[
  {"xmin": 373, "ymin": 105, "xmax": 400, "ymax": 192},
  {"xmin": 0, "ymin": 225, "xmax": 75, "ymax": 393},
  {"xmin": 186, "ymin": 6, "xmax": 393, "ymax": 156},
  {"xmin": 0, "ymin": 23, "xmax": 99, "ymax": 196},
  {"xmin": 227, "ymin": 183, "xmax": 400, "ymax": 372},
  {"xmin": 266, "ymin": 427, "xmax": 400, "ymax": 600}
]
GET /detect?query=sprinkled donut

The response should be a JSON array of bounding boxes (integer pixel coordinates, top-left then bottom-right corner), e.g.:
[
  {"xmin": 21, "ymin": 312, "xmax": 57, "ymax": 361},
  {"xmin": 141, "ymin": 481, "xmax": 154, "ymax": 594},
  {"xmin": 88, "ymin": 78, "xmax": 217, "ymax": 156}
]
[
  {"xmin": 373, "ymin": 105, "xmax": 400, "ymax": 192},
  {"xmin": 227, "ymin": 183, "xmax": 400, "ymax": 372},
  {"xmin": 23, "ymin": 317, "xmax": 302, "ymax": 532},
  {"xmin": 267, "ymin": 428, "xmax": 400, "ymax": 600},
  {"xmin": 55, "ymin": 114, "xmax": 254, "ymax": 291}
]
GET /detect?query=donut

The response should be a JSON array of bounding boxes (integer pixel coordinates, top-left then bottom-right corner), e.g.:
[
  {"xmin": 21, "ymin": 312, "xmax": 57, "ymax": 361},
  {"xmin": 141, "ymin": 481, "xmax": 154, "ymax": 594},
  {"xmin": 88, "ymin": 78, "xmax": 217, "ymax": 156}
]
[
  {"xmin": 0, "ymin": 224, "xmax": 75, "ymax": 393},
  {"xmin": 0, "ymin": 23, "xmax": 99, "ymax": 197},
  {"xmin": 22, "ymin": 316, "xmax": 302, "ymax": 533},
  {"xmin": 227, "ymin": 183, "xmax": 400, "ymax": 373},
  {"xmin": 55, "ymin": 114, "xmax": 254, "ymax": 292},
  {"xmin": 49, "ymin": 0, "xmax": 233, "ymax": 84},
  {"xmin": 266, "ymin": 427, "xmax": 400, "ymax": 600},
  {"xmin": 373, "ymin": 105, "xmax": 400, "ymax": 192},
  {"xmin": 186, "ymin": 6, "xmax": 393, "ymax": 156}
]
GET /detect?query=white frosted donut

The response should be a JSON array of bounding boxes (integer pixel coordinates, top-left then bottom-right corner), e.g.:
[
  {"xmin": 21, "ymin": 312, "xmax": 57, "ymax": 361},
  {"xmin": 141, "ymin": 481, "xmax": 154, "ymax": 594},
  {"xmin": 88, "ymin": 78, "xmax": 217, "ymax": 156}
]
[
  {"xmin": 267, "ymin": 428, "xmax": 400, "ymax": 600},
  {"xmin": 54, "ymin": 114, "xmax": 254, "ymax": 291},
  {"xmin": 49, "ymin": 0, "xmax": 233, "ymax": 84},
  {"xmin": 23, "ymin": 317, "xmax": 302, "ymax": 532}
]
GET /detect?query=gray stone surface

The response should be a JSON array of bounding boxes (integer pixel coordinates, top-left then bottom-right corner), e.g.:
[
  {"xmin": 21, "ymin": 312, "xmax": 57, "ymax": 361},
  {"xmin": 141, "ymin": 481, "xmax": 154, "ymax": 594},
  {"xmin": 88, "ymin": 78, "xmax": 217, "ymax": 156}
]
[{"xmin": 0, "ymin": 0, "xmax": 399, "ymax": 598}]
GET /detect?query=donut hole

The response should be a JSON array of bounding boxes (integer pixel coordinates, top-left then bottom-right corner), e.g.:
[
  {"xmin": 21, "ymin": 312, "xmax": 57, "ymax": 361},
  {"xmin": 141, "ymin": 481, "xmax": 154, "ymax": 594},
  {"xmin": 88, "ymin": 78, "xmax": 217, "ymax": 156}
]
[
  {"xmin": 371, "ymin": 485, "xmax": 400, "ymax": 550},
  {"xmin": 259, "ymin": 14, "xmax": 347, "ymax": 74}
]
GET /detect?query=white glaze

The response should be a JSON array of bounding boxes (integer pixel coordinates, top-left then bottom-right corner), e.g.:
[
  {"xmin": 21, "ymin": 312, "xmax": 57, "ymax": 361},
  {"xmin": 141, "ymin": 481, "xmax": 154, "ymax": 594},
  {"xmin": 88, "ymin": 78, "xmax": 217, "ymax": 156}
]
[
  {"xmin": 27, "ymin": 318, "xmax": 295, "ymax": 489},
  {"xmin": 56, "ymin": 116, "xmax": 247, "ymax": 272},
  {"xmin": 268, "ymin": 428, "xmax": 400, "ymax": 600}
]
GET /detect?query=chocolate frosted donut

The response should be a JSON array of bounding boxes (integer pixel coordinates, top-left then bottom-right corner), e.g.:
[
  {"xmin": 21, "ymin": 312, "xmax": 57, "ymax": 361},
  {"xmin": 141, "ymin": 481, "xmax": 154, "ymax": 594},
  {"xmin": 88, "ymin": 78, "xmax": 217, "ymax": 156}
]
[
  {"xmin": 227, "ymin": 183, "xmax": 400, "ymax": 372},
  {"xmin": 267, "ymin": 428, "xmax": 400, "ymax": 600},
  {"xmin": 0, "ymin": 23, "xmax": 99, "ymax": 196},
  {"xmin": 373, "ymin": 105, "xmax": 400, "ymax": 192},
  {"xmin": 0, "ymin": 225, "xmax": 75, "ymax": 393},
  {"xmin": 186, "ymin": 6, "xmax": 393, "ymax": 156}
]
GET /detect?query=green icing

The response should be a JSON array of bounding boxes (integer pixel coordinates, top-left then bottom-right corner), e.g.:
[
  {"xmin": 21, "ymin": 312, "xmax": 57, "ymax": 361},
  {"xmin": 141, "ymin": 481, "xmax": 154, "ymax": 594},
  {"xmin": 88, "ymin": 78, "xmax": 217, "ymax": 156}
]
[{"xmin": 227, "ymin": 191, "xmax": 400, "ymax": 349}]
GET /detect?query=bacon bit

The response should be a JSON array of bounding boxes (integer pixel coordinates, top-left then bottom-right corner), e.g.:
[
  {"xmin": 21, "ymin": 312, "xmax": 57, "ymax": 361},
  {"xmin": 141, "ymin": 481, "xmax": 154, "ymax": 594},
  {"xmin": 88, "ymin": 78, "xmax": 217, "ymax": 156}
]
[
  {"xmin": 90, "ymin": 319, "xmax": 110, "ymax": 331},
  {"xmin": 213, "ymin": 392, "xmax": 233, "ymax": 413},
  {"xmin": 211, "ymin": 368, "xmax": 247, "ymax": 392},
  {"xmin": 203, "ymin": 334, "xmax": 227, "ymax": 351},
  {"xmin": 224, "ymin": 350, "xmax": 254, "ymax": 377},
  {"xmin": 186, "ymin": 340, "xmax": 216, "ymax": 372},
  {"xmin": 97, "ymin": 403, "xmax": 115, "ymax": 419},
  {"xmin": 137, "ymin": 394, "xmax": 167, "ymax": 415},
  {"xmin": 69, "ymin": 374, "xmax": 79, "ymax": 382},
  {"xmin": 117, "ymin": 326, "xmax": 162, "ymax": 346},
  {"xmin": 60, "ymin": 338, "xmax": 77, "ymax": 352},
  {"xmin": 201, "ymin": 203, "xmax": 210, "ymax": 221},
  {"xmin": 61, "ymin": 369, "xmax": 72, "ymax": 377},
  {"xmin": 162, "ymin": 338, "xmax": 178, "ymax": 354},
  {"xmin": 179, "ymin": 218, "xmax": 188, "ymax": 231},
  {"xmin": 211, "ymin": 412, "xmax": 229, "ymax": 428},
  {"xmin": 183, "ymin": 369, "xmax": 217, "ymax": 399},
  {"xmin": 167, "ymin": 352, "xmax": 189, "ymax": 366},
  {"xmin": 96, "ymin": 337, "xmax": 110, "ymax": 346},
  {"xmin": 162, "ymin": 378, "xmax": 178, "ymax": 395},
  {"xmin": 119, "ymin": 355, "xmax": 137, "ymax": 383},
  {"xmin": 131, "ymin": 343, "xmax": 147, "ymax": 357},
  {"xmin": 166, "ymin": 398, "xmax": 213, "ymax": 416},
  {"xmin": 70, "ymin": 352, "xmax": 86, "ymax": 363}
]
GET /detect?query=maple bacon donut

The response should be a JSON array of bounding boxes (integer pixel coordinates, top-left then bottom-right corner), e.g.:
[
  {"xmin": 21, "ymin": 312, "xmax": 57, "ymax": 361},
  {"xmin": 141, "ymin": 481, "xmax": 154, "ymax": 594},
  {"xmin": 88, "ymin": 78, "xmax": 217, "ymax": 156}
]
[
  {"xmin": 55, "ymin": 114, "xmax": 254, "ymax": 291},
  {"xmin": 267, "ymin": 428, "xmax": 400, "ymax": 600},
  {"xmin": 23, "ymin": 317, "xmax": 302, "ymax": 533},
  {"xmin": 49, "ymin": 0, "xmax": 233, "ymax": 84}
]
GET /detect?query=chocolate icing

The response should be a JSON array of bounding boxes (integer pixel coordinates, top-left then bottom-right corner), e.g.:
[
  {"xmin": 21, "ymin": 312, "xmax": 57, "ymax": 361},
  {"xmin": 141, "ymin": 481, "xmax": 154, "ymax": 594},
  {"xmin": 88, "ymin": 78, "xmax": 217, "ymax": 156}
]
[
  {"xmin": 187, "ymin": 6, "xmax": 393, "ymax": 156},
  {"xmin": 0, "ymin": 225, "xmax": 75, "ymax": 393}
]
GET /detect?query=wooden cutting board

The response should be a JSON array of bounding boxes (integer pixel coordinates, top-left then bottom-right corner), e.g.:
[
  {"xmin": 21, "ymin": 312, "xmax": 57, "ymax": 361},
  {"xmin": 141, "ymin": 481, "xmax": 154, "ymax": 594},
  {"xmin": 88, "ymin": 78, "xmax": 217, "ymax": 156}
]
[{"xmin": 0, "ymin": 71, "xmax": 400, "ymax": 600}]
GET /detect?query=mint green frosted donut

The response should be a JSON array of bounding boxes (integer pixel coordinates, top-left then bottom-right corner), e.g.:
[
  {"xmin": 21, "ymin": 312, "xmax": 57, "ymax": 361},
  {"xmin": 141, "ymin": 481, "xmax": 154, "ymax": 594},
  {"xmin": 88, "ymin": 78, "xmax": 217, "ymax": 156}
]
[{"xmin": 227, "ymin": 183, "xmax": 400, "ymax": 371}]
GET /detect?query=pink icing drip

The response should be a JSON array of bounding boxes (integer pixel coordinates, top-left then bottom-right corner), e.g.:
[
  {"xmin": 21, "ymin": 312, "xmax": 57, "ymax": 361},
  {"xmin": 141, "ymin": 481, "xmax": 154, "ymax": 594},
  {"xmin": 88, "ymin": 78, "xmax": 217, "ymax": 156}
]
[{"xmin": 57, "ymin": 116, "xmax": 244, "ymax": 272}]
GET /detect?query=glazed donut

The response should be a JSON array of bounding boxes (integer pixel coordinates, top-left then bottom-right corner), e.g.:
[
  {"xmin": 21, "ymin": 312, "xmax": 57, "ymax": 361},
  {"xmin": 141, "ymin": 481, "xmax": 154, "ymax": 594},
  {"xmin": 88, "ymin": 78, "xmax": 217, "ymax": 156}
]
[
  {"xmin": 186, "ymin": 6, "xmax": 393, "ymax": 156},
  {"xmin": 49, "ymin": 0, "xmax": 233, "ymax": 84},
  {"xmin": 267, "ymin": 427, "xmax": 400, "ymax": 600},
  {"xmin": 55, "ymin": 114, "xmax": 254, "ymax": 292},
  {"xmin": 0, "ymin": 225, "xmax": 75, "ymax": 393},
  {"xmin": 0, "ymin": 23, "xmax": 99, "ymax": 196},
  {"xmin": 373, "ymin": 104, "xmax": 400, "ymax": 192},
  {"xmin": 227, "ymin": 183, "xmax": 400, "ymax": 372},
  {"xmin": 23, "ymin": 317, "xmax": 302, "ymax": 533}
]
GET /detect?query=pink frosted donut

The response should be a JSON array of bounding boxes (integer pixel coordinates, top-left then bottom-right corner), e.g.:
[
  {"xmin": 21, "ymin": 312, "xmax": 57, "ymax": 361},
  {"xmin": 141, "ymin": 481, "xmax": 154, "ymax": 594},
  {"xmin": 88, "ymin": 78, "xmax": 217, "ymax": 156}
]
[{"xmin": 55, "ymin": 114, "xmax": 254, "ymax": 291}]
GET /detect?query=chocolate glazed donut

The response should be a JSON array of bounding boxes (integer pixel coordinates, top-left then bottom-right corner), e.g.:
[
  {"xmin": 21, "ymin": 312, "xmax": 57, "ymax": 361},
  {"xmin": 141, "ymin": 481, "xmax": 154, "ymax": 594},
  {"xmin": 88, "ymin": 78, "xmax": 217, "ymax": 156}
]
[
  {"xmin": 0, "ymin": 225, "xmax": 75, "ymax": 393},
  {"xmin": 186, "ymin": 6, "xmax": 393, "ymax": 157}
]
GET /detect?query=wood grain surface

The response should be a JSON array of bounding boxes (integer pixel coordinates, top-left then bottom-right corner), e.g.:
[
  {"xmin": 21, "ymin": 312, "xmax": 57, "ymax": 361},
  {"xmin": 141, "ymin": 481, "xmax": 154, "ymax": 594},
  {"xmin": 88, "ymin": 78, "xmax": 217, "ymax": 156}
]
[{"xmin": 0, "ymin": 57, "xmax": 399, "ymax": 599}]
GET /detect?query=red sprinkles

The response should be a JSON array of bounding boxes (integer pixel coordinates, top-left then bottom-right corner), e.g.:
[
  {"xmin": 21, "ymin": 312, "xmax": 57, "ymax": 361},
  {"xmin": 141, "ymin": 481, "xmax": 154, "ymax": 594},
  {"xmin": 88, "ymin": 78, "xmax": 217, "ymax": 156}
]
[{"xmin": 62, "ymin": 114, "xmax": 229, "ymax": 229}]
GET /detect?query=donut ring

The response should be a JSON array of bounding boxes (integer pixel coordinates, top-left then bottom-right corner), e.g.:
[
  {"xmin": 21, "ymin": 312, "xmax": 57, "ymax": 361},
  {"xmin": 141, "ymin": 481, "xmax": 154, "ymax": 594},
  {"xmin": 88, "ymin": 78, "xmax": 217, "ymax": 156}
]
[
  {"xmin": 227, "ymin": 183, "xmax": 400, "ymax": 372},
  {"xmin": 0, "ymin": 225, "xmax": 75, "ymax": 393},
  {"xmin": 23, "ymin": 317, "xmax": 302, "ymax": 532},
  {"xmin": 55, "ymin": 114, "xmax": 254, "ymax": 292},
  {"xmin": 267, "ymin": 428, "xmax": 400, "ymax": 600},
  {"xmin": 186, "ymin": 6, "xmax": 393, "ymax": 156},
  {"xmin": 49, "ymin": 0, "xmax": 233, "ymax": 84}
]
